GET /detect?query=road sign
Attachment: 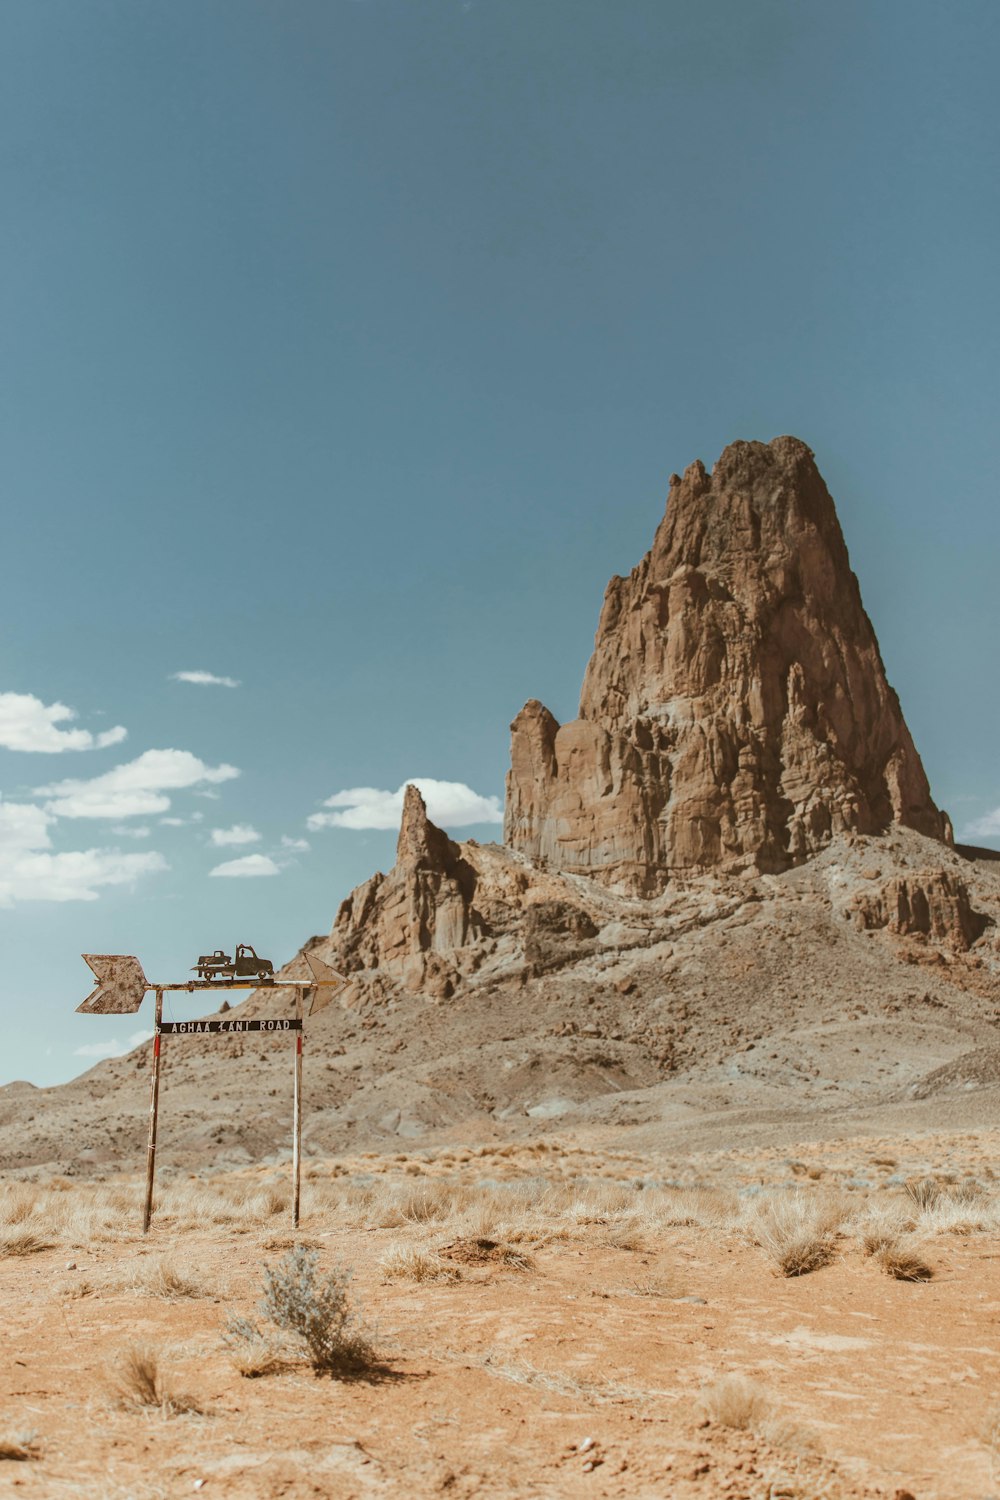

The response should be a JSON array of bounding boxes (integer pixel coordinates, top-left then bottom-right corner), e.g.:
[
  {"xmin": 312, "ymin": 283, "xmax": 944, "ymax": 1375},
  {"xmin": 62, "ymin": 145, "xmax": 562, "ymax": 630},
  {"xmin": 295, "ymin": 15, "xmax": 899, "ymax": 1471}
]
[
  {"xmin": 77, "ymin": 948, "xmax": 347, "ymax": 1232},
  {"xmin": 78, "ymin": 954, "xmax": 148, "ymax": 1014},
  {"xmin": 304, "ymin": 950, "xmax": 345, "ymax": 1014},
  {"xmin": 157, "ymin": 1017, "xmax": 303, "ymax": 1034}
]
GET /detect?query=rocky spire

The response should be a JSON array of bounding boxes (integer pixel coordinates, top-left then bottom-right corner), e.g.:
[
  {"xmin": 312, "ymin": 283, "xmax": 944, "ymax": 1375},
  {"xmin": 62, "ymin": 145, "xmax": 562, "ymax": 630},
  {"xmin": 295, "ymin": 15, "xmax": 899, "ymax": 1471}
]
[
  {"xmin": 396, "ymin": 783, "xmax": 456, "ymax": 871},
  {"xmin": 505, "ymin": 436, "xmax": 949, "ymax": 893}
]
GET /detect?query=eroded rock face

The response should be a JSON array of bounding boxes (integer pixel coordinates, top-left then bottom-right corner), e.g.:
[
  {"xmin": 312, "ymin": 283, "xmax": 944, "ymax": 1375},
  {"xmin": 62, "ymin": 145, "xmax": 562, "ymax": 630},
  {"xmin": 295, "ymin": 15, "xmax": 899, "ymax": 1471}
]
[
  {"xmin": 505, "ymin": 436, "xmax": 949, "ymax": 893},
  {"xmin": 329, "ymin": 785, "xmax": 486, "ymax": 997},
  {"xmin": 851, "ymin": 870, "xmax": 987, "ymax": 951}
]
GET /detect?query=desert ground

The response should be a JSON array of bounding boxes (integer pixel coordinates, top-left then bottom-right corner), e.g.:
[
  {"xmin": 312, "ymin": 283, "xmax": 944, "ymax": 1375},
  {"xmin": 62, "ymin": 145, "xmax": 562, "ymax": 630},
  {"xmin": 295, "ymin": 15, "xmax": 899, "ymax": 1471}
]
[{"xmin": 2, "ymin": 1132, "xmax": 999, "ymax": 1500}]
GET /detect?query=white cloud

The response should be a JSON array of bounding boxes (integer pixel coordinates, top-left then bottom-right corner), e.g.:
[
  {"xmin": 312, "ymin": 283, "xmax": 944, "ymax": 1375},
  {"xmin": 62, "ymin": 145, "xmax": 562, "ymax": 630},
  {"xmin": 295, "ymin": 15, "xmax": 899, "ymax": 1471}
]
[
  {"xmin": 210, "ymin": 823, "xmax": 261, "ymax": 847},
  {"xmin": 308, "ymin": 778, "xmax": 503, "ymax": 832},
  {"xmin": 209, "ymin": 853, "xmax": 281, "ymax": 878},
  {"xmin": 963, "ymin": 808, "xmax": 1000, "ymax": 838},
  {"xmin": 74, "ymin": 1028, "xmax": 153, "ymax": 1060},
  {"xmin": 0, "ymin": 692, "xmax": 126, "ymax": 753},
  {"xmin": 0, "ymin": 801, "xmax": 167, "ymax": 906},
  {"xmin": 112, "ymin": 825, "xmax": 151, "ymax": 839},
  {"xmin": 37, "ymin": 749, "xmax": 240, "ymax": 820},
  {"xmin": 281, "ymin": 836, "xmax": 310, "ymax": 852},
  {"xmin": 171, "ymin": 671, "xmax": 240, "ymax": 688}
]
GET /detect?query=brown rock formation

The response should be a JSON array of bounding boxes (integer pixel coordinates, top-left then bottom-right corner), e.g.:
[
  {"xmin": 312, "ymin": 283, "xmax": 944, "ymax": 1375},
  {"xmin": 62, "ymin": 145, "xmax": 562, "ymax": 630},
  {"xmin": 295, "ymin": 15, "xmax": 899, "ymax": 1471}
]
[
  {"xmin": 505, "ymin": 436, "xmax": 949, "ymax": 893},
  {"xmin": 328, "ymin": 785, "xmax": 485, "ymax": 997},
  {"xmin": 851, "ymin": 870, "xmax": 988, "ymax": 951}
]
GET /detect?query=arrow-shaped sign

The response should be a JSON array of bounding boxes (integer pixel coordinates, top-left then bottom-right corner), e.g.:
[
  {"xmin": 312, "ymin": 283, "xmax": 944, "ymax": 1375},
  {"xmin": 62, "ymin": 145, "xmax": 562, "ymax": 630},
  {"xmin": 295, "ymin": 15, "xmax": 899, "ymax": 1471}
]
[
  {"xmin": 303, "ymin": 950, "xmax": 345, "ymax": 1015},
  {"xmin": 78, "ymin": 954, "xmax": 149, "ymax": 1014}
]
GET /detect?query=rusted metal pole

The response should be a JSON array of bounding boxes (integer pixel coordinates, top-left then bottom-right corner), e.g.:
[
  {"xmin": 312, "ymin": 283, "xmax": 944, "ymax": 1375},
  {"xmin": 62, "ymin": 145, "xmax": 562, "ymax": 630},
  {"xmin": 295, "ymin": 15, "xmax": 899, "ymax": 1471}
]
[
  {"xmin": 292, "ymin": 990, "xmax": 303, "ymax": 1227},
  {"xmin": 142, "ymin": 988, "xmax": 163, "ymax": 1234}
]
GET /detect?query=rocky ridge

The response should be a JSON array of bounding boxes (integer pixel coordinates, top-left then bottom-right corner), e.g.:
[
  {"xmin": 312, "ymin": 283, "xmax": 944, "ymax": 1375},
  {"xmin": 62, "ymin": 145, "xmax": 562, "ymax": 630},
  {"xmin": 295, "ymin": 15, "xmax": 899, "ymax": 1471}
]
[{"xmin": 2, "ymin": 434, "xmax": 998, "ymax": 1175}]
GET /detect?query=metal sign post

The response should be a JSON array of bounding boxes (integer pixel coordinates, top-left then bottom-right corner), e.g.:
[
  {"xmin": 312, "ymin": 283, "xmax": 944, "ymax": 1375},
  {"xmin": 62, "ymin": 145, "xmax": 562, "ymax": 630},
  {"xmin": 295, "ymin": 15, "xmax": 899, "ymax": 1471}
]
[
  {"xmin": 77, "ymin": 949, "xmax": 344, "ymax": 1233},
  {"xmin": 293, "ymin": 989, "xmax": 304, "ymax": 1228},
  {"xmin": 142, "ymin": 988, "xmax": 163, "ymax": 1235}
]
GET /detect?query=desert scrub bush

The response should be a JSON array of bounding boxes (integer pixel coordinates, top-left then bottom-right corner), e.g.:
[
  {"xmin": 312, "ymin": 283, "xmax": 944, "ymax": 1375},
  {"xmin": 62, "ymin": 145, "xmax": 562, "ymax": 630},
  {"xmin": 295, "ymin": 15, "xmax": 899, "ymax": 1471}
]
[
  {"xmin": 744, "ymin": 1194, "xmax": 841, "ymax": 1277},
  {"xmin": 380, "ymin": 1245, "xmax": 462, "ymax": 1283},
  {"xmin": 700, "ymin": 1374, "xmax": 818, "ymax": 1454},
  {"xmin": 876, "ymin": 1236, "xmax": 933, "ymax": 1282},
  {"xmin": 225, "ymin": 1246, "xmax": 376, "ymax": 1377},
  {"xmin": 108, "ymin": 1342, "xmax": 202, "ymax": 1415}
]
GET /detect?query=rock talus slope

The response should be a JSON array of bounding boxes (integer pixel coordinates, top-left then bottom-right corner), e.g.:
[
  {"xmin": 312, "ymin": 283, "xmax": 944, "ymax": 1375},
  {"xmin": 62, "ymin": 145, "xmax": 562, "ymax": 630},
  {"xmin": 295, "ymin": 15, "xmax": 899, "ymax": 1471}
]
[{"xmin": 505, "ymin": 436, "xmax": 949, "ymax": 893}]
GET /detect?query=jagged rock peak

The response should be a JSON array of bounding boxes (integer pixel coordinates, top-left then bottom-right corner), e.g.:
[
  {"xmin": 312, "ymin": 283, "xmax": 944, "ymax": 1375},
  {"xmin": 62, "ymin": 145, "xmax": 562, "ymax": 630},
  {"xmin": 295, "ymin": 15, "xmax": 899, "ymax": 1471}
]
[
  {"xmin": 505, "ymin": 435, "xmax": 949, "ymax": 893},
  {"xmin": 396, "ymin": 783, "xmax": 458, "ymax": 871}
]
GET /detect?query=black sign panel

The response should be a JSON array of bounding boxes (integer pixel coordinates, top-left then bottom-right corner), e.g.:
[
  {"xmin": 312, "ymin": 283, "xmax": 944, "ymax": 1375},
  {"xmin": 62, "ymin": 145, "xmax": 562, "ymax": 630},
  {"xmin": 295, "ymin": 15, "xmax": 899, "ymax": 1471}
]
[{"xmin": 157, "ymin": 1018, "xmax": 303, "ymax": 1035}]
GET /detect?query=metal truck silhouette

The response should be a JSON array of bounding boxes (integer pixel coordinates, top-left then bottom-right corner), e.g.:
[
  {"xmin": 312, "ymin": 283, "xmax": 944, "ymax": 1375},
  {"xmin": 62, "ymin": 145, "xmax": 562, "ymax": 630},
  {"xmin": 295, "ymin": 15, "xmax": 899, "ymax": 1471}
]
[{"xmin": 192, "ymin": 944, "xmax": 274, "ymax": 981}]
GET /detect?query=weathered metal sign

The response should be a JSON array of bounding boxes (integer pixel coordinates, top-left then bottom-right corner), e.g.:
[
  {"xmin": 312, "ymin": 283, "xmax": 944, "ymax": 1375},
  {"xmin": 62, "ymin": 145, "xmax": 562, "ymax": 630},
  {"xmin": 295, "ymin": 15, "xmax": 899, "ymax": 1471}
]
[
  {"xmin": 77, "ymin": 948, "xmax": 346, "ymax": 1234},
  {"xmin": 78, "ymin": 954, "xmax": 148, "ymax": 1014},
  {"xmin": 157, "ymin": 1018, "xmax": 303, "ymax": 1034},
  {"xmin": 304, "ymin": 950, "xmax": 344, "ymax": 1014}
]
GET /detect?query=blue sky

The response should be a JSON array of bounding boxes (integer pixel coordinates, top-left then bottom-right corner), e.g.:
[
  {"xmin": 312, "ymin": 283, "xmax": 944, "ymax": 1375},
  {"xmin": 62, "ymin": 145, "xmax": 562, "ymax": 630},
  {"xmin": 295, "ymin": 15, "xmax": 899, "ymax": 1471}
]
[{"xmin": 2, "ymin": 0, "xmax": 998, "ymax": 1085}]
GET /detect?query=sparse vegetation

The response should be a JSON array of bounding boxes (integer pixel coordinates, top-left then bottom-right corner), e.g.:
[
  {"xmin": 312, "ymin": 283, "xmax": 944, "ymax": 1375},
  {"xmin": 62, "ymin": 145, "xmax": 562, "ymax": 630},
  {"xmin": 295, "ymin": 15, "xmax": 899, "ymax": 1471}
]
[
  {"xmin": 108, "ymin": 1342, "xmax": 203, "ymax": 1415},
  {"xmin": 121, "ymin": 1256, "xmax": 212, "ymax": 1299},
  {"xmin": 380, "ymin": 1244, "xmax": 463, "ymax": 1283},
  {"xmin": 0, "ymin": 1226, "xmax": 51, "ymax": 1257},
  {"xmin": 700, "ymin": 1374, "xmax": 818, "ymax": 1453},
  {"xmin": 225, "ymin": 1245, "xmax": 377, "ymax": 1377},
  {"xmin": 876, "ymin": 1237, "xmax": 934, "ymax": 1281},
  {"xmin": 744, "ymin": 1195, "xmax": 840, "ymax": 1276}
]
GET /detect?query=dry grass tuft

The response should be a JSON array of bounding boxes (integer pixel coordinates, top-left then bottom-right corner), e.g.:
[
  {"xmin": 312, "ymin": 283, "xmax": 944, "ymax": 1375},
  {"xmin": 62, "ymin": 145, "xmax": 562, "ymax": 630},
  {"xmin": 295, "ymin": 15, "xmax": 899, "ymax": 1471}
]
[
  {"xmin": 904, "ymin": 1177, "xmax": 940, "ymax": 1211},
  {"xmin": 122, "ymin": 1257, "xmax": 212, "ymax": 1299},
  {"xmin": 380, "ymin": 1245, "xmax": 463, "ymax": 1283},
  {"xmin": 700, "ymin": 1374, "xmax": 818, "ymax": 1453},
  {"xmin": 108, "ymin": 1342, "xmax": 203, "ymax": 1415},
  {"xmin": 701, "ymin": 1373, "xmax": 772, "ymax": 1430},
  {"xmin": 0, "ymin": 1432, "xmax": 41, "ymax": 1461},
  {"xmin": 0, "ymin": 1226, "xmax": 51, "ymax": 1258},
  {"xmin": 877, "ymin": 1237, "xmax": 934, "ymax": 1282},
  {"xmin": 745, "ymin": 1196, "xmax": 839, "ymax": 1277}
]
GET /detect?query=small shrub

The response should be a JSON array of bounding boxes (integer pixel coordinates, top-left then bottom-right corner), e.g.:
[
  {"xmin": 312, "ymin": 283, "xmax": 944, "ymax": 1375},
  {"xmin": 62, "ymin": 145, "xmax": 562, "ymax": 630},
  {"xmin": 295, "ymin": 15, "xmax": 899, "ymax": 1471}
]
[
  {"xmin": 225, "ymin": 1246, "xmax": 376, "ymax": 1377},
  {"xmin": 877, "ymin": 1238, "xmax": 933, "ymax": 1282},
  {"xmin": 109, "ymin": 1342, "xmax": 202, "ymax": 1415}
]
